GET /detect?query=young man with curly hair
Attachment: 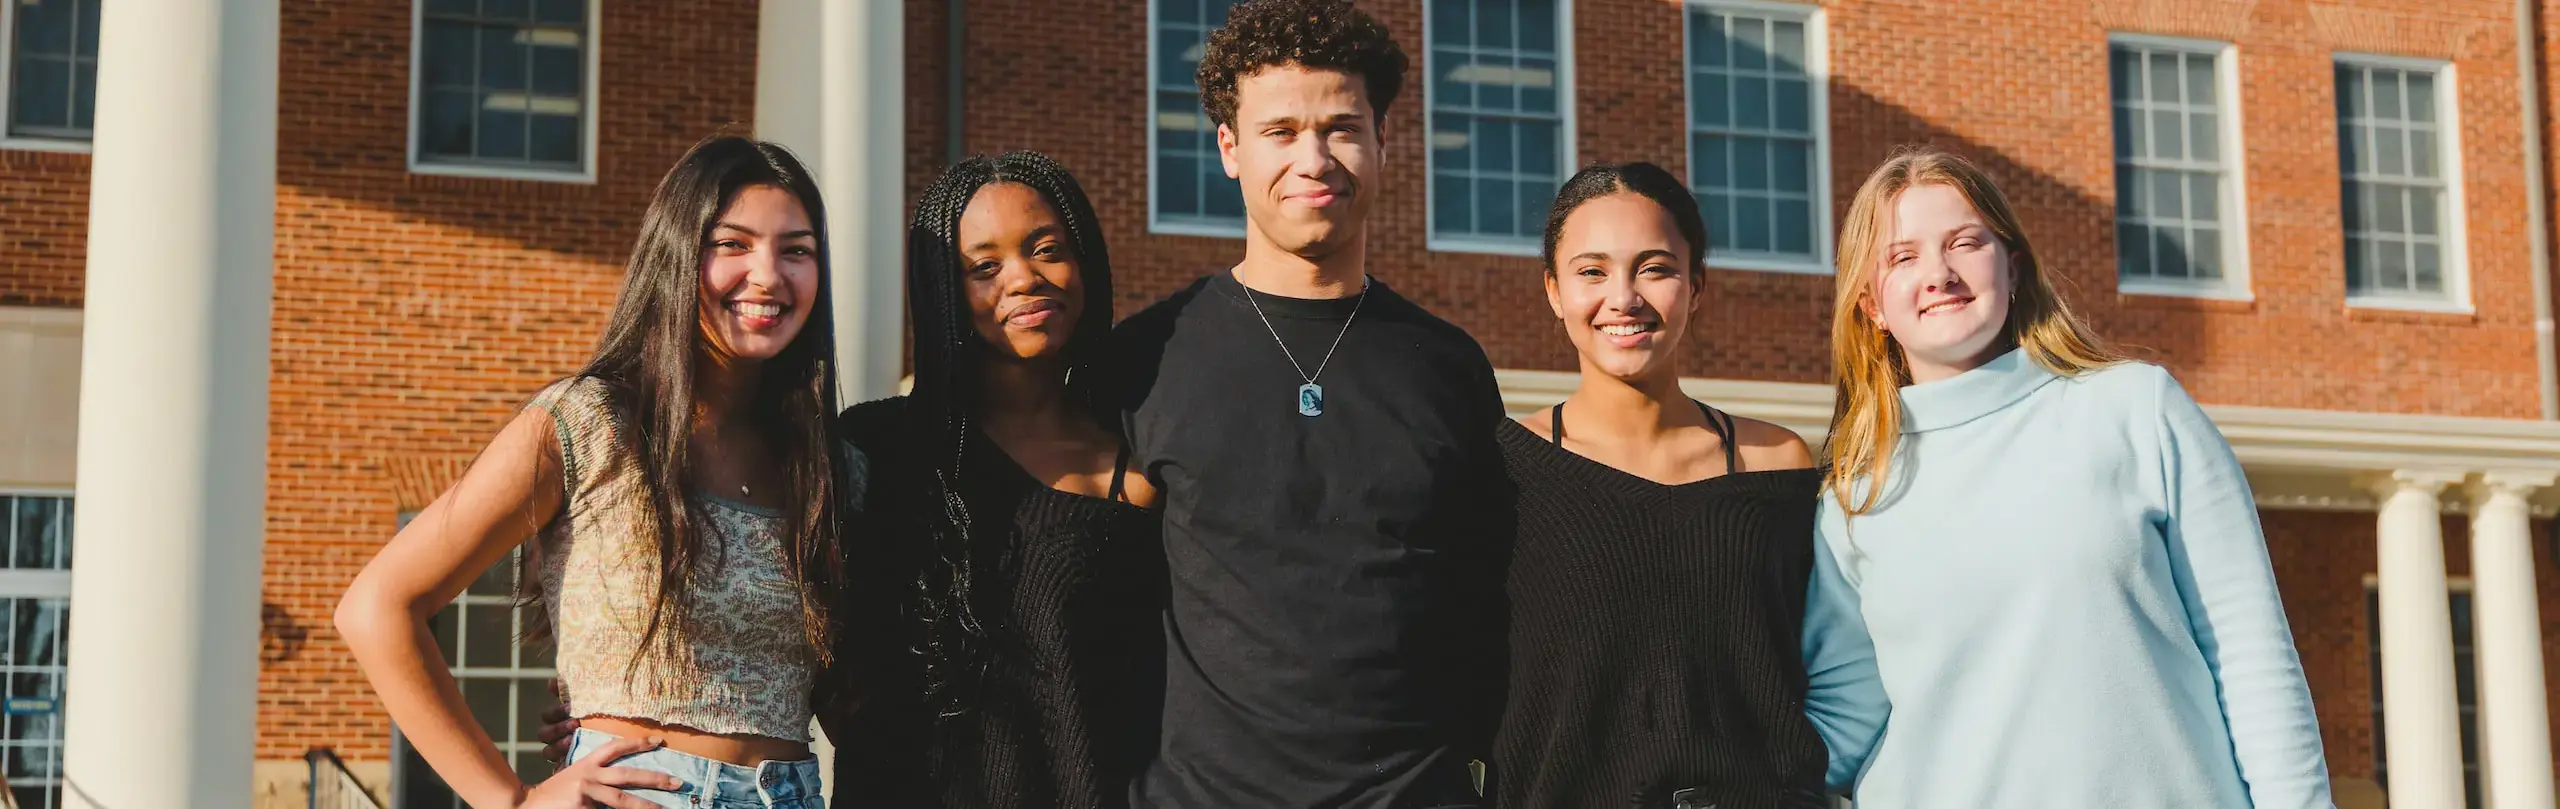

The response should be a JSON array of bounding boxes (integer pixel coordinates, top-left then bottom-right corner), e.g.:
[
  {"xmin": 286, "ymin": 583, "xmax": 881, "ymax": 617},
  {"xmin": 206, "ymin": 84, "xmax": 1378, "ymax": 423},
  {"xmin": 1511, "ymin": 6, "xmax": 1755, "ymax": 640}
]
[{"xmin": 1111, "ymin": 0, "xmax": 1507, "ymax": 806}]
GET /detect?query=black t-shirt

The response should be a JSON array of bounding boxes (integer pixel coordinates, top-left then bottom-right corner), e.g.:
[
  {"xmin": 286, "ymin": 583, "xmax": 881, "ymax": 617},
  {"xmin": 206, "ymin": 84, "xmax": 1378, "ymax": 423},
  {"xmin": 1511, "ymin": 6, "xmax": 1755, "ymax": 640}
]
[{"xmin": 1112, "ymin": 271, "xmax": 1507, "ymax": 809}]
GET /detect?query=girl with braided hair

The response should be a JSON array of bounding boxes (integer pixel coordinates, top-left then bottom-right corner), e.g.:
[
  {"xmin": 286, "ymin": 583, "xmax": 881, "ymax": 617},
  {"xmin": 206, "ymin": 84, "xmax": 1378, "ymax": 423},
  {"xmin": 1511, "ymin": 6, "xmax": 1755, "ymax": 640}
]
[{"xmin": 827, "ymin": 151, "xmax": 1164, "ymax": 808}]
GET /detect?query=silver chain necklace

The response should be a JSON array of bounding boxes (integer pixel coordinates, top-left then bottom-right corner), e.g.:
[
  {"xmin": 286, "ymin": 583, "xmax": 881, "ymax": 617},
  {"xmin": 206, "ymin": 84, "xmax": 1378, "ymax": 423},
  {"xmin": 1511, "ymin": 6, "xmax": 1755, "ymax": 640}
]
[{"xmin": 1239, "ymin": 274, "xmax": 1369, "ymax": 417}]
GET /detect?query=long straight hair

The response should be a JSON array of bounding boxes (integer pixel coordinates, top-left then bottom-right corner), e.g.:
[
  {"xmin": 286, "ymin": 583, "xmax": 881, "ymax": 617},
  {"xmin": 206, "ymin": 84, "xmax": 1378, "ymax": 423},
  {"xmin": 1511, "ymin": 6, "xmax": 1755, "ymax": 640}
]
[
  {"xmin": 902, "ymin": 151, "xmax": 1117, "ymax": 713},
  {"xmin": 1823, "ymin": 149, "xmax": 2121, "ymax": 515},
  {"xmin": 522, "ymin": 135, "xmax": 847, "ymax": 671}
]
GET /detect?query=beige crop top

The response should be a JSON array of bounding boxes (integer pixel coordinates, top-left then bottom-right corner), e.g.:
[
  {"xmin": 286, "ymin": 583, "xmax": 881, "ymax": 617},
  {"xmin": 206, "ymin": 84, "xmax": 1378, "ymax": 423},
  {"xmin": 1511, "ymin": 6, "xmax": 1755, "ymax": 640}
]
[{"xmin": 527, "ymin": 377, "xmax": 817, "ymax": 742}]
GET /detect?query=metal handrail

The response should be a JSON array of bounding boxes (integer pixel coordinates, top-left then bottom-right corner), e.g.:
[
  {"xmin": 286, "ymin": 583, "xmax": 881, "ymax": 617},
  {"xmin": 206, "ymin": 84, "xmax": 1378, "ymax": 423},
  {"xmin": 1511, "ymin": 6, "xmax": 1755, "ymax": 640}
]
[{"xmin": 304, "ymin": 748, "xmax": 384, "ymax": 809}]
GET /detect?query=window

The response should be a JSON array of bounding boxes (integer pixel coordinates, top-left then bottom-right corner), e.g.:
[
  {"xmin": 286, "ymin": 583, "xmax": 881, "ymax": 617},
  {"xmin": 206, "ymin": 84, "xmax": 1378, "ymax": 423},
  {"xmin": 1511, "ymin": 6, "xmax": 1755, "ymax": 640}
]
[
  {"xmin": 2109, "ymin": 36, "xmax": 2247, "ymax": 297},
  {"xmin": 391, "ymin": 537, "xmax": 558, "ymax": 809},
  {"xmin": 1686, "ymin": 1, "xmax": 1827, "ymax": 273},
  {"xmin": 410, "ymin": 0, "xmax": 596, "ymax": 180},
  {"xmin": 1, "ymin": 0, "xmax": 99, "ymax": 144},
  {"xmin": 1150, "ymin": 0, "xmax": 1246, "ymax": 235},
  {"xmin": 0, "ymin": 494, "xmax": 72, "ymax": 809},
  {"xmin": 2366, "ymin": 584, "xmax": 2480, "ymax": 808},
  {"xmin": 1427, "ymin": 0, "xmax": 1570, "ymax": 253},
  {"xmin": 2337, "ymin": 57, "xmax": 2463, "ymax": 308}
]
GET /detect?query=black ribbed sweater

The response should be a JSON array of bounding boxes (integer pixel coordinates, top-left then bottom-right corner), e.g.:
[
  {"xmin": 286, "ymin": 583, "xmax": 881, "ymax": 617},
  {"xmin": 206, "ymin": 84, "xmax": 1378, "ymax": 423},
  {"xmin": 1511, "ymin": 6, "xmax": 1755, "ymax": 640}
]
[
  {"xmin": 835, "ymin": 397, "xmax": 1166, "ymax": 809},
  {"xmin": 1490, "ymin": 418, "xmax": 1830, "ymax": 809}
]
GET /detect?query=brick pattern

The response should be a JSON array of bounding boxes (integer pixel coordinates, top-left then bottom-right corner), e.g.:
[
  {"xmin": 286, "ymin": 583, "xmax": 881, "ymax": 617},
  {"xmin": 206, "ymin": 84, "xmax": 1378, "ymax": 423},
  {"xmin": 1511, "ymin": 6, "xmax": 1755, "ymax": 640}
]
[{"xmin": 0, "ymin": 0, "xmax": 2553, "ymax": 778}]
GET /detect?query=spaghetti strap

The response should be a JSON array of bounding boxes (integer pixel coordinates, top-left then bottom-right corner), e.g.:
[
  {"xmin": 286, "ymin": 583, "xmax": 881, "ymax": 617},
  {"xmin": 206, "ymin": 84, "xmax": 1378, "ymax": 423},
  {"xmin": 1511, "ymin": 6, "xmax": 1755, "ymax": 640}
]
[
  {"xmin": 1548, "ymin": 403, "xmax": 1566, "ymax": 445},
  {"xmin": 1108, "ymin": 443, "xmax": 1134, "ymax": 503},
  {"xmin": 1697, "ymin": 401, "xmax": 1742, "ymax": 474}
]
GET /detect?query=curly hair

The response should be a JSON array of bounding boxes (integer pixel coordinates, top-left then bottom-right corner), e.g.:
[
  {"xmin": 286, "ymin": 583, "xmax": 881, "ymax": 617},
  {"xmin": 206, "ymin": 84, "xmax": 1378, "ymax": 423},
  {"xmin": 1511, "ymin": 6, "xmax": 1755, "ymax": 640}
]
[{"xmin": 1195, "ymin": 0, "xmax": 1408, "ymax": 131}]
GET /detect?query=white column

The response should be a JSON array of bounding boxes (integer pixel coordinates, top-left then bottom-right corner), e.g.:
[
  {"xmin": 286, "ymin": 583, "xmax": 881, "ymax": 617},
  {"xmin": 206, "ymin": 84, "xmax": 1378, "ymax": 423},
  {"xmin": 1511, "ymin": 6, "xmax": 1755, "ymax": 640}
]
[
  {"xmin": 60, "ymin": 1, "xmax": 276, "ymax": 808},
  {"xmin": 2469, "ymin": 471, "xmax": 2560, "ymax": 809},
  {"xmin": 757, "ymin": 0, "xmax": 907, "ymax": 406},
  {"xmin": 2373, "ymin": 470, "xmax": 2470, "ymax": 809}
]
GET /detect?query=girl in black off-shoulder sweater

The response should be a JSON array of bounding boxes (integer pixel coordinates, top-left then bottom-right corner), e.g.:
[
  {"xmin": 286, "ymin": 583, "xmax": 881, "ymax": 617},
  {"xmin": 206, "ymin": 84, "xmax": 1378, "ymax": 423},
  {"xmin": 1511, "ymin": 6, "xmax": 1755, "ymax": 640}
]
[
  {"xmin": 824, "ymin": 152, "xmax": 1163, "ymax": 809},
  {"xmin": 1489, "ymin": 163, "xmax": 1837, "ymax": 809}
]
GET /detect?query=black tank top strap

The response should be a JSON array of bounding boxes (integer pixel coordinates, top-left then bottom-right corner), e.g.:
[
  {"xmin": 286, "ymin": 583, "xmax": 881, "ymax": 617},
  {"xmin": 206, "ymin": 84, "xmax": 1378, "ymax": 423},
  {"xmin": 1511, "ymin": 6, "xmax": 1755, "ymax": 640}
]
[
  {"xmin": 1548, "ymin": 403, "xmax": 1566, "ymax": 446},
  {"xmin": 1108, "ymin": 442, "xmax": 1134, "ymax": 503},
  {"xmin": 1696, "ymin": 401, "xmax": 1742, "ymax": 474}
]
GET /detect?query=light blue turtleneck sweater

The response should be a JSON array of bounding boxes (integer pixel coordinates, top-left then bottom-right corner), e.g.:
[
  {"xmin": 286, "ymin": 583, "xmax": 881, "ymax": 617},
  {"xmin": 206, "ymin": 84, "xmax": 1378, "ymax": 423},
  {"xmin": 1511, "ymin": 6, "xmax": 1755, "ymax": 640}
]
[{"xmin": 1799, "ymin": 349, "xmax": 2333, "ymax": 808}]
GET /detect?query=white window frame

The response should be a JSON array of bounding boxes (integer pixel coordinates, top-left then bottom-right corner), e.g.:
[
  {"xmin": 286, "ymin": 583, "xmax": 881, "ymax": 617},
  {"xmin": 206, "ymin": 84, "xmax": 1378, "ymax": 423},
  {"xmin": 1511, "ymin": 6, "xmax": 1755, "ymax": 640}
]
[
  {"xmin": 0, "ymin": 1, "xmax": 96, "ymax": 154},
  {"xmin": 1145, "ymin": 0, "xmax": 1247, "ymax": 239},
  {"xmin": 0, "ymin": 490, "xmax": 73, "ymax": 809},
  {"xmin": 1421, "ymin": 0, "xmax": 1577, "ymax": 257},
  {"xmin": 1682, "ymin": 0, "xmax": 1832, "ymax": 276},
  {"xmin": 2336, "ymin": 52, "xmax": 2470, "ymax": 314},
  {"xmin": 406, "ymin": 0, "xmax": 603, "ymax": 184},
  {"xmin": 2108, "ymin": 33, "xmax": 2252, "ymax": 301}
]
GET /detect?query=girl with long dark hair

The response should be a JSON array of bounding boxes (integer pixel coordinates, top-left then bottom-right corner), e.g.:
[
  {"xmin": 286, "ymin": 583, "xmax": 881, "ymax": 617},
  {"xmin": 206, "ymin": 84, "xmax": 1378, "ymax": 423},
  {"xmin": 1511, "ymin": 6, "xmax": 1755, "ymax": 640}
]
[
  {"xmin": 339, "ymin": 136, "xmax": 848, "ymax": 809},
  {"xmin": 1489, "ymin": 162, "xmax": 1859, "ymax": 809},
  {"xmin": 827, "ymin": 151, "xmax": 1162, "ymax": 809}
]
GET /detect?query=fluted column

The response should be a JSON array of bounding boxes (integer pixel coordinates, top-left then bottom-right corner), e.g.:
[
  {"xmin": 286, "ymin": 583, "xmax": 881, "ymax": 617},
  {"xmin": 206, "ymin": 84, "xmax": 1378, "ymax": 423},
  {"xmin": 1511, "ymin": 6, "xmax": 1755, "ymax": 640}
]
[{"xmin": 2371, "ymin": 470, "xmax": 2469, "ymax": 809}]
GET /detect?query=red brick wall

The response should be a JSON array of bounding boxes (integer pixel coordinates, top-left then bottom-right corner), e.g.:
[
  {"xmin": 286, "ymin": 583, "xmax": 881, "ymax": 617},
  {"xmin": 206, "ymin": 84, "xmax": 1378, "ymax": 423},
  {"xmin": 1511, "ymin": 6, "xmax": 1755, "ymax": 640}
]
[
  {"xmin": 253, "ymin": 0, "xmax": 759, "ymax": 759},
  {"xmin": 2265, "ymin": 509, "xmax": 2560, "ymax": 784},
  {"xmin": 0, "ymin": 150, "xmax": 88, "ymax": 307}
]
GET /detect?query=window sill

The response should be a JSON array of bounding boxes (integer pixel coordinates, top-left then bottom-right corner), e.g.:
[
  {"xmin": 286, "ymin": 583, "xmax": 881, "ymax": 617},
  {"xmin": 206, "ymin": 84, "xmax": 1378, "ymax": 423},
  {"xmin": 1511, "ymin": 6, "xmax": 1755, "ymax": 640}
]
[
  {"xmin": 1149, "ymin": 219, "xmax": 1247, "ymax": 239},
  {"xmin": 1429, "ymin": 236, "xmax": 1541, "ymax": 258},
  {"xmin": 1708, "ymin": 255, "xmax": 1832, "ymax": 276},
  {"xmin": 0, "ymin": 137, "xmax": 91, "ymax": 155},
  {"xmin": 407, "ymin": 160, "xmax": 595, "ymax": 185},
  {"xmin": 2117, "ymin": 279, "xmax": 2254, "ymax": 302},
  {"xmin": 2346, "ymin": 295, "xmax": 2474, "ymax": 315}
]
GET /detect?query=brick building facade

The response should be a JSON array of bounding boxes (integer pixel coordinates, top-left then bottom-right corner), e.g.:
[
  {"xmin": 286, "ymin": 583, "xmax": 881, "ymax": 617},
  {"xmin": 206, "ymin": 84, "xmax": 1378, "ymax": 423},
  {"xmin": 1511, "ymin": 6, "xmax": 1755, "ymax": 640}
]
[{"xmin": 4, "ymin": 0, "xmax": 2560, "ymax": 806}]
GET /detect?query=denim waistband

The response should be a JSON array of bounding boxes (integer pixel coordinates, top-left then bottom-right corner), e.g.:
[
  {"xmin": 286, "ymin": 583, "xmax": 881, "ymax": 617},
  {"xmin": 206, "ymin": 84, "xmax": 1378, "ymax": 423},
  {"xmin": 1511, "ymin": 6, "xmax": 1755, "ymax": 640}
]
[{"xmin": 566, "ymin": 727, "xmax": 824, "ymax": 808}]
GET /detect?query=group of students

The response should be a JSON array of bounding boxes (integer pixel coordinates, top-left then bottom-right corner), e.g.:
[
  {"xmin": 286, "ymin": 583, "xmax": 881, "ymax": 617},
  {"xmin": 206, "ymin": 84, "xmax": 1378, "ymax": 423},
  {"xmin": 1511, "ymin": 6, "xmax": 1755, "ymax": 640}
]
[{"xmin": 333, "ymin": 0, "xmax": 2338, "ymax": 807}]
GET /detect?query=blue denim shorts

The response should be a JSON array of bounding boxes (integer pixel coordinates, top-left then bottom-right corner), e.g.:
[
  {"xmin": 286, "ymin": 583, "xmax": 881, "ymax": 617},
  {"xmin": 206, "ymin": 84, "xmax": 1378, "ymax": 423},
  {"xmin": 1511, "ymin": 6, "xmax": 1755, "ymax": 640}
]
[{"xmin": 564, "ymin": 728, "xmax": 826, "ymax": 809}]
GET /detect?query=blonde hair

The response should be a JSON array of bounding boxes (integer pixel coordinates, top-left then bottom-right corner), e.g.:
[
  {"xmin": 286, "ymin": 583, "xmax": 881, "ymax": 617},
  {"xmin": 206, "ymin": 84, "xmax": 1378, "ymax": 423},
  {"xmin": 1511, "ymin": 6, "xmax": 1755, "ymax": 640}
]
[{"xmin": 1823, "ymin": 149, "xmax": 2123, "ymax": 515}]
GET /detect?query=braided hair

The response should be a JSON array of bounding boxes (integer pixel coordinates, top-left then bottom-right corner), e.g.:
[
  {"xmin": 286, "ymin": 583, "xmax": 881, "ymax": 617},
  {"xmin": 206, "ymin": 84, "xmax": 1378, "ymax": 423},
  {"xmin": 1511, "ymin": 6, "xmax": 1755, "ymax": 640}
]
[{"xmin": 903, "ymin": 151, "xmax": 1118, "ymax": 715}]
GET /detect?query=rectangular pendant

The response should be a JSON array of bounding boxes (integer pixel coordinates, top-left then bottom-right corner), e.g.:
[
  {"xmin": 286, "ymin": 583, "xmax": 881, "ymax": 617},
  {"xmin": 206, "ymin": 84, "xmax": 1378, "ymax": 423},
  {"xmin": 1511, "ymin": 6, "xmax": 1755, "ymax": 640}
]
[{"xmin": 1297, "ymin": 382, "xmax": 1324, "ymax": 417}]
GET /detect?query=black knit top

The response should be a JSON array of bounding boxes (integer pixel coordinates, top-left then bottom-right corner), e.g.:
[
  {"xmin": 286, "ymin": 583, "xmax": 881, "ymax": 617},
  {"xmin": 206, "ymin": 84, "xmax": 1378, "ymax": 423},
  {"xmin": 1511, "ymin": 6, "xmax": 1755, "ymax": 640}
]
[
  {"xmin": 835, "ymin": 397, "xmax": 1166, "ymax": 809},
  {"xmin": 1490, "ymin": 409, "xmax": 1830, "ymax": 809}
]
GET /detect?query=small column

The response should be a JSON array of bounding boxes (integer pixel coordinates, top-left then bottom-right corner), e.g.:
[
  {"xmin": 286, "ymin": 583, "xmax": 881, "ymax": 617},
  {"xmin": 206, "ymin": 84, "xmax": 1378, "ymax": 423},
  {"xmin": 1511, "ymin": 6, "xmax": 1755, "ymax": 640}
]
[
  {"xmin": 2371, "ymin": 470, "xmax": 2470, "ymax": 809},
  {"xmin": 59, "ymin": 0, "xmax": 278, "ymax": 808},
  {"xmin": 2468, "ymin": 471, "xmax": 2560, "ymax": 809}
]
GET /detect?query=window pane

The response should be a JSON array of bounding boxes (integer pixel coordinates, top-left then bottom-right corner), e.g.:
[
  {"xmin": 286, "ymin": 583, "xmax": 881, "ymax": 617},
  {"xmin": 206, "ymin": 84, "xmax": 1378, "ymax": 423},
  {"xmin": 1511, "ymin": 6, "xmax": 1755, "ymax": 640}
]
[
  {"xmin": 1735, "ymin": 196, "xmax": 1772, "ymax": 252},
  {"xmin": 2410, "ymin": 191, "xmax": 2439, "ymax": 237},
  {"xmin": 1431, "ymin": 0, "xmax": 1468, "ymax": 42},
  {"xmin": 1696, "ymin": 134, "xmax": 1730, "ymax": 189},
  {"xmin": 2374, "ymin": 71, "xmax": 2404, "ymax": 120},
  {"xmin": 423, "ymin": 23, "xmax": 476, "ymax": 89},
  {"xmin": 2189, "ymin": 173, "xmax": 2219, "ymax": 223},
  {"xmin": 514, "ymin": 681, "xmax": 557, "ymax": 746},
  {"xmin": 2188, "ymin": 112, "xmax": 2218, "ymax": 163},
  {"xmin": 1478, "ymin": 0, "xmax": 1514, "ymax": 50},
  {"xmin": 2414, "ymin": 243, "xmax": 2442, "ymax": 291},
  {"xmin": 429, "ymin": 609, "xmax": 459, "ymax": 667},
  {"xmin": 2343, "ymin": 123, "xmax": 2372, "ymax": 175},
  {"xmin": 1773, "ymin": 78, "xmax": 1810, "ymax": 131},
  {"xmin": 1772, "ymin": 140, "xmax": 1810, "ymax": 194},
  {"xmin": 2408, "ymin": 73, "xmax": 2437, "ymax": 123},
  {"xmin": 2376, "ymin": 185, "xmax": 2407, "ymax": 233},
  {"xmin": 1735, "ymin": 76, "xmax": 1770, "ymax": 129},
  {"xmin": 463, "ymin": 679, "xmax": 511, "ymax": 737},
  {"xmin": 2148, "ymin": 52, "xmax": 2181, "ymax": 105},
  {"xmin": 2377, "ymin": 127, "xmax": 2406, "ymax": 176},
  {"xmin": 2113, "ymin": 105, "xmax": 2136, "ymax": 159},
  {"xmin": 530, "ymin": 115, "xmax": 579, "ymax": 165},
  {"xmin": 1702, "ymin": 192, "xmax": 1733, "ymax": 248},
  {"xmin": 16, "ymin": 0, "xmax": 74, "ymax": 55},
  {"xmin": 1520, "ymin": 120, "xmax": 1559, "ymax": 177},
  {"xmin": 465, "ymin": 604, "xmax": 515, "ymax": 668},
  {"xmin": 1734, "ymin": 18, "xmax": 1768, "ymax": 71},
  {"xmin": 75, "ymin": 0, "xmax": 98, "ymax": 57},
  {"xmin": 530, "ymin": 42, "xmax": 581, "ymax": 97},
  {"xmin": 2148, "ymin": 169, "xmax": 2184, "ymax": 220},
  {"xmin": 2184, "ymin": 53, "xmax": 2215, "ymax": 106},
  {"xmin": 1693, "ymin": 74, "xmax": 1729, "ymax": 128},
  {"xmin": 1518, "ymin": 182, "xmax": 1554, "ymax": 237},
  {"xmin": 1483, "ymin": 178, "xmax": 1519, "ymax": 237},
  {"xmin": 10, "ymin": 58, "xmax": 72, "ymax": 131},
  {"xmin": 1479, "ymin": 56, "xmax": 1516, "ymax": 111},
  {"xmin": 2110, "ymin": 49, "xmax": 2138, "ymax": 104},
  {"xmin": 1435, "ymin": 174, "xmax": 1472, "ymax": 234},
  {"xmin": 1520, "ymin": 57, "xmax": 1558, "ymax": 113},
  {"xmin": 422, "ymin": 89, "xmax": 477, "ymax": 158},
  {"xmin": 485, "ymin": 0, "xmax": 530, "ymax": 20},
  {"xmin": 2150, "ymin": 109, "xmax": 2183, "ymax": 161},
  {"xmin": 1772, "ymin": 21, "xmax": 1806, "ymax": 72},
  {"xmin": 1775, "ymin": 197, "xmax": 1813, "ymax": 255},
  {"xmin": 469, "ymin": 560, "xmax": 512, "ymax": 598},
  {"xmin": 480, "ymin": 27, "xmax": 528, "ymax": 93},
  {"xmin": 2411, "ymin": 130, "xmax": 2439, "ymax": 180},
  {"xmin": 535, "ymin": 0, "xmax": 584, "ymax": 25},
  {"xmin": 2153, "ymin": 228, "xmax": 2190, "ymax": 278},
  {"xmin": 1734, "ymin": 138, "xmax": 1770, "ymax": 192},
  {"xmin": 1478, "ymin": 117, "xmax": 1516, "ymax": 175},
  {"xmin": 2338, "ymin": 65, "xmax": 2367, "ymax": 119},
  {"xmin": 1160, "ymin": 155, "xmax": 1202, "ymax": 216},
  {"xmin": 2115, "ymin": 223, "xmax": 2148, "ymax": 278},
  {"xmin": 2190, "ymin": 227, "xmax": 2223, "ymax": 279},
  {"xmin": 2345, "ymin": 235, "xmax": 2368, "ymax": 290},
  {"xmin": 1693, "ymin": 13, "xmax": 1726, "ymax": 69},
  {"xmin": 2378, "ymin": 237, "xmax": 2409, "ymax": 289}
]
